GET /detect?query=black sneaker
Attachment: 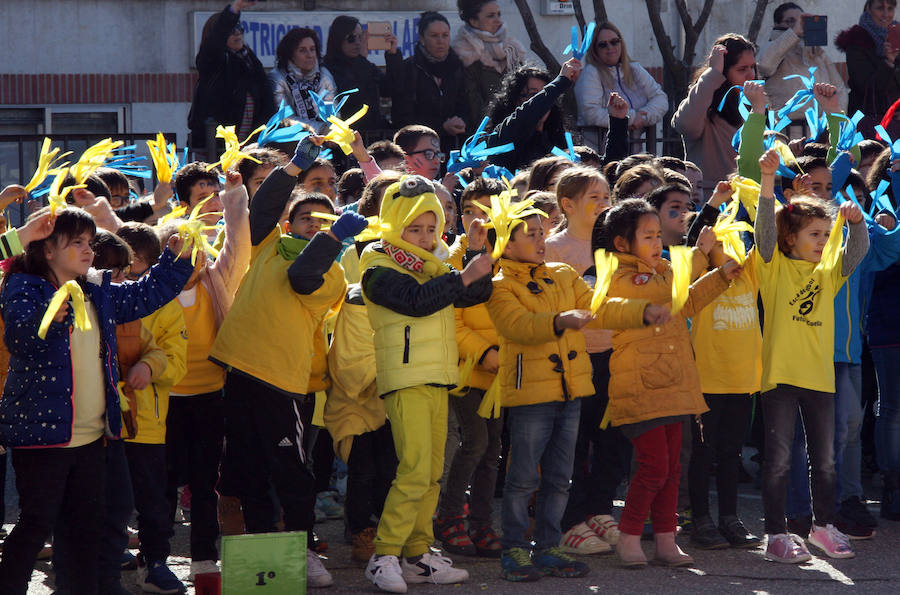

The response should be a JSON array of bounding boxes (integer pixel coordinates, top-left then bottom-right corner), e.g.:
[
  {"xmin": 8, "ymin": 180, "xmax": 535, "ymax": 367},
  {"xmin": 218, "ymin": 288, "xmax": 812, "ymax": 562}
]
[
  {"xmin": 786, "ymin": 514, "xmax": 812, "ymax": 539},
  {"xmin": 840, "ymin": 496, "xmax": 878, "ymax": 528},
  {"xmin": 835, "ymin": 515, "xmax": 875, "ymax": 540},
  {"xmin": 689, "ymin": 516, "xmax": 729, "ymax": 550},
  {"xmin": 718, "ymin": 515, "xmax": 762, "ymax": 548}
]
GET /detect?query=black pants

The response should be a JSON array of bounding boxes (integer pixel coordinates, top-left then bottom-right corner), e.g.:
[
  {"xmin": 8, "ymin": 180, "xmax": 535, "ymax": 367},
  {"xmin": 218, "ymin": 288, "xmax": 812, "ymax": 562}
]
[
  {"xmin": 345, "ymin": 423, "xmax": 398, "ymax": 533},
  {"xmin": 126, "ymin": 443, "xmax": 174, "ymax": 563},
  {"xmin": 561, "ymin": 351, "xmax": 632, "ymax": 532},
  {"xmin": 166, "ymin": 391, "xmax": 224, "ymax": 562},
  {"xmin": 762, "ymin": 385, "xmax": 836, "ymax": 535},
  {"xmin": 312, "ymin": 428, "xmax": 336, "ymax": 494},
  {"xmin": 688, "ymin": 394, "xmax": 753, "ymax": 519},
  {"xmin": 0, "ymin": 439, "xmax": 105, "ymax": 595},
  {"xmin": 222, "ymin": 371, "xmax": 316, "ymax": 546}
]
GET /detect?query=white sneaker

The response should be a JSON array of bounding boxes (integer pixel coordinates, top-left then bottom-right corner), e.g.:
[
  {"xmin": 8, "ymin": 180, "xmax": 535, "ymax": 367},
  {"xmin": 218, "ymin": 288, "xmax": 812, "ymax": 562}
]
[
  {"xmin": 307, "ymin": 550, "xmax": 334, "ymax": 588},
  {"xmin": 401, "ymin": 552, "xmax": 469, "ymax": 585},
  {"xmin": 587, "ymin": 514, "xmax": 621, "ymax": 545},
  {"xmin": 365, "ymin": 554, "xmax": 407, "ymax": 593},
  {"xmin": 560, "ymin": 522, "xmax": 612, "ymax": 554},
  {"xmin": 188, "ymin": 559, "xmax": 220, "ymax": 580}
]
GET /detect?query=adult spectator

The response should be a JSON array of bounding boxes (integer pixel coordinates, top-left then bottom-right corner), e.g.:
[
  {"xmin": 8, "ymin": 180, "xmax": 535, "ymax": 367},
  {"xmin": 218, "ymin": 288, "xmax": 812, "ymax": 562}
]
[
  {"xmin": 452, "ymin": 0, "xmax": 526, "ymax": 126},
  {"xmin": 672, "ymin": 34, "xmax": 759, "ymax": 188},
  {"xmin": 188, "ymin": 1, "xmax": 275, "ymax": 154},
  {"xmin": 323, "ymin": 16, "xmax": 396, "ymax": 132},
  {"xmin": 387, "ymin": 12, "xmax": 470, "ymax": 153},
  {"xmin": 837, "ymin": 0, "xmax": 900, "ymax": 137},
  {"xmin": 574, "ymin": 22, "xmax": 668, "ymax": 143},
  {"xmin": 269, "ymin": 27, "xmax": 336, "ymax": 133},
  {"xmin": 758, "ymin": 3, "xmax": 848, "ymax": 119}
]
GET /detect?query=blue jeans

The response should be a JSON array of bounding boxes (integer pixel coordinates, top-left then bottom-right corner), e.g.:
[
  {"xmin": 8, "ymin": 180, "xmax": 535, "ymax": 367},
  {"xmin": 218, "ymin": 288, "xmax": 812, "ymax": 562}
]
[
  {"xmin": 786, "ymin": 363, "xmax": 864, "ymax": 518},
  {"xmin": 873, "ymin": 347, "xmax": 900, "ymax": 472},
  {"xmin": 501, "ymin": 400, "xmax": 580, "ymax": 551}
]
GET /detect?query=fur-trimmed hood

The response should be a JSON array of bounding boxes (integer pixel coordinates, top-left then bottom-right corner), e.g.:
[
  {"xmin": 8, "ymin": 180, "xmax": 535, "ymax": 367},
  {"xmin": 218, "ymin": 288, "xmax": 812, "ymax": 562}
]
[{"xmin": 835, "ymin": 24, "xmax": 875, "ymax": 53}]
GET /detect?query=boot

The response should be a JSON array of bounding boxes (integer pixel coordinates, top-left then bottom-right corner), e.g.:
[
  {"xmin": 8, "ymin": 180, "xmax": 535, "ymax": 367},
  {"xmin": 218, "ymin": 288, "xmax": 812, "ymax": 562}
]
[
  {"xmin": 616, "ymin": 532, "xmax": 648, "ymax": 568},
  {"xmin": 217, "ymin": 495, "xmax": 245, "ymax": 536},
  {"xmin": 652, "ymin": 532, "xmax": 694, "ymax": 567},
  {"xmin": 882, "ymin": 472, "xmax": 900, "ymax": 521}
]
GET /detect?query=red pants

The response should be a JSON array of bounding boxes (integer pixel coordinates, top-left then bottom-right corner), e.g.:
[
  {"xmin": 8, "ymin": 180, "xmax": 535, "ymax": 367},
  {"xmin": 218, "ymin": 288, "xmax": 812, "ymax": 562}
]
[{"xmin": 619, "ymin": 422, "xmax": 682, "ymax": 535}]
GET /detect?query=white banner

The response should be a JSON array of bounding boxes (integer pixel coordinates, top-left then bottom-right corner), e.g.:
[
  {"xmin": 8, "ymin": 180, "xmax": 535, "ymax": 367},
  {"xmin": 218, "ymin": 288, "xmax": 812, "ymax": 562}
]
[{"xmin": 190, "ymin": 11, "xmax": 459, "ymax": 69}]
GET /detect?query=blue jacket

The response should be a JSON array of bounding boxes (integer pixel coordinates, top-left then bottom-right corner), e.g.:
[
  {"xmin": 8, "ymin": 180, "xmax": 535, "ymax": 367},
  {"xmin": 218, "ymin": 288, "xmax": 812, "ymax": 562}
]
[
  {"xmin": 834, "ymin": 222, "xmax": 900, "ymax": 363},
  {"xmin": 0, "ymin": 249, "xmax": 193, "ymax": 447},
  {"xmin": 867, "ymin": 260, "xmax": 900, "ymax": 349}
]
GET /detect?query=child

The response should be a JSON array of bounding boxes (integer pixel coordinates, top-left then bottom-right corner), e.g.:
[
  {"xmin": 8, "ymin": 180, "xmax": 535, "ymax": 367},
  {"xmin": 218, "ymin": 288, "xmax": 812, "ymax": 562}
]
[
  {"xmin": 600, "ymin": 198, "xmax": 739, "ymax": 567},
  {"xmin": 393, "ymin": 125, "xmax": 443, "ymax": 180},
  {"xmin": 298, "ymin": 158, "xmax": 338, "ymax": 200},
  {"xmin": 754, "ymin": 149, "xmax": 868, "ymax": 562},
  {"xmin": 525, "ymin": 190, "xmax": 563, "ymax": 237},
  {"xmin": 487, "ymin": 203, "xmax": 670, "ymax": 582},
  {"xmin": 173, "ymin": 162, "xmax": 223, "ymax": 229},
  {"xmin": 360, "ymin": 175, "xmax": 492, "ymax": 593},
  {"xmin": 544, "ymin": 167, "xmax": 624, "ymax": 554},
  {"xmin": 644, "ymin": 183, "xmax": 694, "ymax": 247},
  {"xmin": 0, "ymin": 207, "xmax": 193, "ymax": 594},
  {"xmin": 208, "ymin": 138, "xmax": 366, "ymax": 588},
  {"xmin": 235, "ymin": 147, "xmax": 288, "ymax": 199}
]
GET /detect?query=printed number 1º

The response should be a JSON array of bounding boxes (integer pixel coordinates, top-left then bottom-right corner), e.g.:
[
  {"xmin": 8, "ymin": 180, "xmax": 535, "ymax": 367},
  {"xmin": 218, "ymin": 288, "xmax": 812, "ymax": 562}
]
[{"xmin": 256, "ymin": 571, "xmax": 276, "ymax": 586}]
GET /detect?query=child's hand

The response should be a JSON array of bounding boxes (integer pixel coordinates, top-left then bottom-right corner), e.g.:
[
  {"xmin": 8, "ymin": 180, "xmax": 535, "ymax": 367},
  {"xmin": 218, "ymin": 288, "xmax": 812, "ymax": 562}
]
[
  {"xmin": 467, "ymin": 218, "xmax": 488, "ymax": 252},
  {"xmin": 743, "ymin": 81, "xmax": 768, "ymax": 114},
  {"xmin": 18, "ymin": 211, "xmax": 55, "ymax": 248},
  {"xmin": 481, "ymin": 348, "xmax": 499, "ymax": 373},
  {"xmin": 460, "ymin": 252, "xmax": 493, "ymax": 286},
  {"xmin": 560, "ymin": 57, "xmax": 583, "ymax": 82},
  {"xmin": 709, "ymin": 44, "xmax": 727, "ymax": 73},
  {"xmin": 52, "ymin": 300, "xmax": 70, "ymax": 325},
  {"xmin": 788, "ymin": 136, "xmax": 806, "ymax": 156},
  {"xmin": 696, "ymin": 225, "xmax": 715, "ymax": 255},
  {"xmin": 126, "ymin": 362, "xmax": 152, "ymax": 390},
  {"xmin": 759, "ymin": 149, "xmax": 780, "ymax": 177},
  {"xmin": 813, "ymin": 82, "xmax": 840, "ymax": 114},
  {"xmin": 555, "ymin": 309, "xmax": 595, "ymax": 332},
  {"xmin": 152, "ymin": 180, "xmax": 174, "ymax": 210},
  {"xmin": 642, "ymin": 304, "xmax": 671, "ymax": 326},
  {"xmin": 167, "ymin": 232, "xmax": 192, "ymax": 260},
  {"xmin": 0, "ymin": 184, "xmax": 26, "ymax": 208},
  {"xmin": 792, "ymin": 173, "xmax": 813, "ymax": 196},
  {"xmin": 839, "ymin": 200, "xmax": 864, "ymax": 224},
  {"xmin": 876, "ymin": 212, "xmax": 897, "ymax": 231},
  {"xmin": 224, "ymin": 170, "xmax": 242, "ymax": 190},
  {"xmin": 608, "ymin": 92, "xmax": 629, "ymax": 120},
  {"xmin": 709, "ymin": 180, "xmax": 732, "ymax": 208},
  {"xmin": 718, "ymin": 259, "xmax": 743, "ymax": 281},
  {"xmin": 290, "ymin": 135, "xmax": 323, "ymax": 171},
  {"xmin": 350, "ymin": 131, "xmax": 372, "ymax": 164}
]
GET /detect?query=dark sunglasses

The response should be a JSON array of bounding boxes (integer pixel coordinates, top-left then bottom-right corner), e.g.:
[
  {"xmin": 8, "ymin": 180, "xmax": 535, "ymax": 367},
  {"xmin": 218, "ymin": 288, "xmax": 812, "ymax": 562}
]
[
  {"xmin": 232, "ymin": 25, "xmax": 244, "ymax": 35},
  {"xmin": 596, "ymin": 38, "xmax": 621, "ymax": 49},
  {"xmin": 345, "ymin": 33, "xmax": 359, "ymax": 43}
]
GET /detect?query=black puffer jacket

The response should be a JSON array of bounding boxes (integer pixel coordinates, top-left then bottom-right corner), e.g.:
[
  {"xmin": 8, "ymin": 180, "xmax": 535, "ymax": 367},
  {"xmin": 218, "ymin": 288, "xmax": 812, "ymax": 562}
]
[
  {"xmin": 836, "ymin": 24, "xmax": 900, "ymax": 129},
  {"xmin": 188, "ymin": 5, "xmax": 276, "ymax": 147},
  {"xmin": 323, "ymin": 54, "xmax": 391, "ymax": 131}
]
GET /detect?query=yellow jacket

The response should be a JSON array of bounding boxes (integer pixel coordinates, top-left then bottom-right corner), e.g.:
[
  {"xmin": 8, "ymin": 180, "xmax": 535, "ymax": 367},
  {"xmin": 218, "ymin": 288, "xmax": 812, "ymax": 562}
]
[
  {"xmin": 323, "ymin": 286, "xmax": 385, "ymax": 461},
  {"xmin": 209, "ymin": 228, "xmax": 347, "ymax": 395},
  {"xmin": 487, "ymin": 258, "xmax": 649, "ymax": 407},
  {"xmin": 606, "ymin": 252, "xmax": 727, "ymax": 426},
  {"xmin": 449, "ymin": 235, "xmax": 498, "ymax": 391},
  {"xmin": 128, "ymin": 300, "xmax": 188, "ymax": 444}
]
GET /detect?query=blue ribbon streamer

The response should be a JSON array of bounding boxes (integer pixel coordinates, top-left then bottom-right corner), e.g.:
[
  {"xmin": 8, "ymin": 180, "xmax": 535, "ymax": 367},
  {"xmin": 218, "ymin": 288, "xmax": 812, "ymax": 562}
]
[
  {"xmin": 833, "ymin": 111, "xmax": 865, "ymax": 156},
  {"xmin": 563, "ymin": 22, "xmax": 596, "ymax": 61},
  {"xmin": 446, "ymin": 117, "xmax": 515, "ymax": 174},
  {"xmin": 104, "ymin": 146, "xmax": 152, "ymax": 179},
  {"xmin": 257, "ymin": 100, "xmax": 312, "ymax": 147},
  {"xmin": 309, "ymin": 88, "xmax": 358, "ymax": 121},
  {"xmin": 805, "ymin": 107, "xmax": 828, "ymax": 143},
  {"xmin": 551, "ymin": 131, "xmax": 580, "ymax": 163},
  {"xmin": 776, "ymin": 66, "xmax": 818, "ymax": 119}
]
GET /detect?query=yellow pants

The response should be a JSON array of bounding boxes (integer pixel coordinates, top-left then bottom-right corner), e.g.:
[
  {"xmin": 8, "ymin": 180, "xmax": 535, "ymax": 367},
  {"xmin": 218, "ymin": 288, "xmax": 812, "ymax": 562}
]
[{"xmin": 374, "ymin": 385, "xmax": 447, "ymax": 557}]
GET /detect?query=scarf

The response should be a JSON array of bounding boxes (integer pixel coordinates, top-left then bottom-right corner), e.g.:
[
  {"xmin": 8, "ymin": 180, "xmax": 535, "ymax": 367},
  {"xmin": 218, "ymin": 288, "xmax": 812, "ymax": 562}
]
[
  {"xmin": 284, "ymin": 62, "xmax": 322, "ymax": 122},
  {"xmin": 453, "ymin": 24, "xmax": 525, "ymax": 73},
  {"xmin": 276, "ymin": 234, "xmax": 309, "ymax": 261},
  {"xmin": 416, "ymin": 43, "xmax": 462, "ymax": 81},
  {"xmin": 859, "ymin": 11, "xmax": 889, "ymax": 57},
  {"xmin": 383, "ymin": 242, "xmax": 427, "ymax": 273}
]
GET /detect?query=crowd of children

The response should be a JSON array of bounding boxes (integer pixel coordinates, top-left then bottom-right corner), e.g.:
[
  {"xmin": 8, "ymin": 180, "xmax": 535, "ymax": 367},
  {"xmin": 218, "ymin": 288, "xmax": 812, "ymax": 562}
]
[{"xmin": 3, "ymin": 16, "xmax": 900, "ymax": 595}]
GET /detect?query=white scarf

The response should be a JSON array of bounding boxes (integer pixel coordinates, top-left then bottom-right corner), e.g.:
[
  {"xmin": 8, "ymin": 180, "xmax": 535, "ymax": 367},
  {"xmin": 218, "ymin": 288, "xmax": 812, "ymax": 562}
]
[{"xmin": 453, "ymin": 24, "xmax": 525, "ymax": 74}]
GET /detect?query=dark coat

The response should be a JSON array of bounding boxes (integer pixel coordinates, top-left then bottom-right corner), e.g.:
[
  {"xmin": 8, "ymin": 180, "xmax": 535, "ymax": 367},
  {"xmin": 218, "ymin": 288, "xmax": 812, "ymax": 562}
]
[
  {"xmin": 323, "ymin": 54, "xmax": 390, "ymax": 131},
  {"xmin": 835, "ymin": 24, "xmax": 900, "ymax": 125}
]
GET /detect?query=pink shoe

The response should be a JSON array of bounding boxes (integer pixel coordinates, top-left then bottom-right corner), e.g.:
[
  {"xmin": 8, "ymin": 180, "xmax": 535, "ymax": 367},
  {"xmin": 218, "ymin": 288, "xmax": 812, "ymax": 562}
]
[
  {"xmin": 808, "ymin": 524, "xmax": 855, "ymax": 559},
  {"xmin": 764, "ymin": 533, "xmax": 812, "ymax": 564}
]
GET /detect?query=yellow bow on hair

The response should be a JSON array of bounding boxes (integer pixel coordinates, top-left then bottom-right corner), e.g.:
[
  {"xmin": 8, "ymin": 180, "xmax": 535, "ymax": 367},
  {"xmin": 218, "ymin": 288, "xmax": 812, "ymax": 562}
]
[
  {"xmin": 38, "ymin": 280, "xmax": 91, "ymax": 340},
  {"xmin": 712, "ymin": 200, "xmax": 754, "ymax": 265},
  {"xmin": 47, "ymin": 170, "xmax": 84, "ymax": 218},
  {"xmin": 70, "ymin": 138, "xmax": 124, "ymax": 185},
  {"xmin": 160, "ymin": 195, "xmax": 220, "ymax": 265},
  {"xmin": 729, "ymin": 176, "xmax": 762, "ymax": 222},
  {"xmin": 206, "ymin": 125, "xmax": 266, "ymax": 173},
  {"xmin": 473, "ymin": 179, "xmax": 545, "ymax": 260},
  {"xmin": 311, "ymin": 211, "xmax": 392, "ymax": 243},
  {"xmin": 477, "ymin": 376, "xmax": 502, "ymax": 419},
  {"xmin": 814, "ymin": 212, "xmax": 845, "ymax": 273},
  {"xmin": 323, "ymin": 105, "xmax": 369, "ymax": 155},
  {"xmin": 669, "ymin": 245, "xmax": 693, "ymax": 315},
  {"xmin": 24, "ymin": 138, "xmax": 72, "ymax": 194},
  {"xmin": 146, "ymin": 133, "xmax": 180, "ymax": 183},
  {"xmin": 590, "ymin": 249, "xmax": 619, "ymax": 314}
]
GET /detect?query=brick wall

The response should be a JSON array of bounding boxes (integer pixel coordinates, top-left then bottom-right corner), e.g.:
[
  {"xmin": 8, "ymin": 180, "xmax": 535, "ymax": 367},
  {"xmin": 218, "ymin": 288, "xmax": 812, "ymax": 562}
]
[{"xmin": 0, "ymin": 73, "xmax": 197, "ymax": 105}]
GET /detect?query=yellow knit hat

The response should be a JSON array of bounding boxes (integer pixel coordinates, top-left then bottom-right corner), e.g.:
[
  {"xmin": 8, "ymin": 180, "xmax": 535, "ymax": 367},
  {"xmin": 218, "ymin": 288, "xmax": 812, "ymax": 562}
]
[{"xmin": 378, "ymin": 175, "xmax": 450, "ymax": 275}]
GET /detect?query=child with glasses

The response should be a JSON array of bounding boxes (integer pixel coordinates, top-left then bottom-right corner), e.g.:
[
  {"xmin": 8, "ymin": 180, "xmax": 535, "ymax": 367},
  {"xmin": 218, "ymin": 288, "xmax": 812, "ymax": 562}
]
[{"xmin": 394, "ymin": 125, "xmax": 445, "ymax": 181}]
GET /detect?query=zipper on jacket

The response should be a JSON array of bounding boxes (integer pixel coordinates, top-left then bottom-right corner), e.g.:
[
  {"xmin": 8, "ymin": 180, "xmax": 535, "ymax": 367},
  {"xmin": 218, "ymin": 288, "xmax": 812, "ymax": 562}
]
[
  {"xmin": 153, "ymin": 385, "xmax": 160, "ymax": 419},
  {"xmin": 515, "ymin": 354, "xmax": 523, "ymax": 390},
  {"xmin": 403, "ymin": 325, "xmax": 411, "ymax": 364}
]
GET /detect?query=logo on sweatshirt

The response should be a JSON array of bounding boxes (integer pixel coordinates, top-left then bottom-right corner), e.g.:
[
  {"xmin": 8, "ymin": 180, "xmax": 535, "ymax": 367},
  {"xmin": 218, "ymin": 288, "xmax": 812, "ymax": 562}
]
[{"xmin": 632, "ymin": 273, "xmax": 651, "ymax": 286}]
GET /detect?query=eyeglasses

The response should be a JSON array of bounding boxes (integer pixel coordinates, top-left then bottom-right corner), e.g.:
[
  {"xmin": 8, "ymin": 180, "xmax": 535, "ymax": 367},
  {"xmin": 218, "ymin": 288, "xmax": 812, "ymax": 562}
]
[
  {"xmin": 231, "ymin": 25, "xmax": 244, "ymax": 35},
  {"xmin": 409, "ymin": 149, "xmax": 446, "ymax": 162},
  {"xmin": 345, "ymin": 33, "xmax": 359, "ymax": 43},
  {"xmin": 596, "ymin": 38, "xmax": 621, "ymax": 50}
]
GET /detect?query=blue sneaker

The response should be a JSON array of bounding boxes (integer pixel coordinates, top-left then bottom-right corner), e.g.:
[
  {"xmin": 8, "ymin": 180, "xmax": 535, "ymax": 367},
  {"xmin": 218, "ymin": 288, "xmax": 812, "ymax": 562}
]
[
  {"xmin": 315, "ymin": 491, "xmax": 344, "ymax": 520},
  {"xmin": 500, "ymin": 548, "xmax": 541, "ymax": 582},
  {"xmin": 533, "ymin": 546, "xmax": 590, "ymax": 578},
  {"xmin": 137, "ymin": 560, "xmax": 186, "ymax": 594},
  {"xmin": 120, "ymin": 550, "xmax": 137, "ymax": 570}
]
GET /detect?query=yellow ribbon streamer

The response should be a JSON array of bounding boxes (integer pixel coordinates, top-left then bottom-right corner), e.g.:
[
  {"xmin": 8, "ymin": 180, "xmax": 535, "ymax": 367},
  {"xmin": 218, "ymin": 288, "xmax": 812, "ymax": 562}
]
[
  {"xmin": 476, "ymin": 376, "xmax": 502, "ymax": 419},
  {"xmin": 311, "ymin": 211, "xmax": 392, "ymax": 243},
  {"xmin": 23, "ymin": 137, "xmax": 72, "ymax": 194},
  {"xmin": 590, "ymin": 249, "xmax": 619, "ymax": 314},
  {"xmin": 450, "ymin": 354, "xmax": 478, "ymax": 396},
  {"xmin": 473, "ymin": 179, "xmax": 546, "ymax": 260},
  {"xmin": 146, "ymin": 133, "xmax": 180, "ymax": 183},
  {"xmin": 323, "ymin": 105, "xmax": 369, "ymax": 155},
  {"xmin": 712, "ymin": 200, "xmax": 754, "ymax": 265},
  {"xmin": 70, "ymin": 138, "xmax": 124, "ymax": 184},
  {"xmin": 730, "ymin": 176, "xmax": 761, "ymax": 222},
  {"xmin": 814, "ymin": 212, "xmax": 845, "ymax": 273},
  {"xmin": 773, "ymin": 139, "xmax": 803, "ymax": 174},
  {"xmin": 47, "ymin": 170, "xmax": 84, "ymax": 218},
  {"xmin": 206, "ymin": 125, "xmax": 266, "ymax": 172},
  {"xmin": 38, "ymin": 280, "xmax": 91, "ymax": 340},
  {"xmin": 160, "ymin": 195, "xmax": 220, "ymax": 265},
  {"xmin": 669, "ymin": 245, "xmax": 693, "ymax": 315}
]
